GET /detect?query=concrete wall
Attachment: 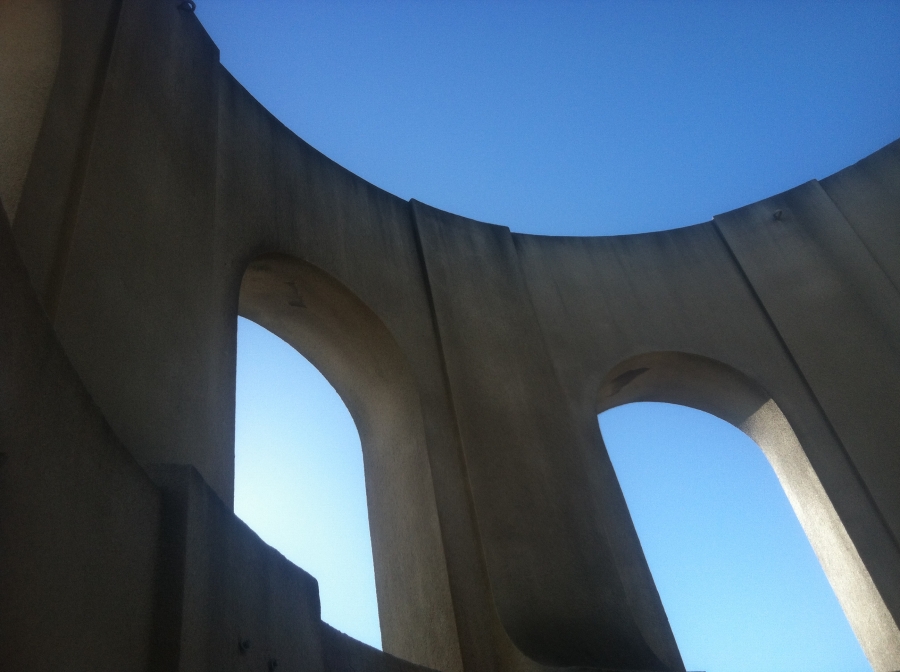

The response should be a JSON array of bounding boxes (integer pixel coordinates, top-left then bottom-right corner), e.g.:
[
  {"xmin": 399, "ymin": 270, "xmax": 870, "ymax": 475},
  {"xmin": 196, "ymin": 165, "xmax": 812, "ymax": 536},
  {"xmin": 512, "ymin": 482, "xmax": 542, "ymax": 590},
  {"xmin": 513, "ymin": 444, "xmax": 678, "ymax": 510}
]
[
  {"xmin": 147, "ymin": 464, "xmax": 326, "ymax": 672},
  {"xmin": 0, "ymin": 198, "xmax": 438, "ymax": 672},
  {"xmin": 0, "ymin": 0, "xmax": 61, "ymax": 222},
  {"xmin": 2, "ymin": 1, "xmax": 899, "ymax": 670},
  {"xmin": 1, "ymin": 192, "xmax": 160, "ymax": 672}
]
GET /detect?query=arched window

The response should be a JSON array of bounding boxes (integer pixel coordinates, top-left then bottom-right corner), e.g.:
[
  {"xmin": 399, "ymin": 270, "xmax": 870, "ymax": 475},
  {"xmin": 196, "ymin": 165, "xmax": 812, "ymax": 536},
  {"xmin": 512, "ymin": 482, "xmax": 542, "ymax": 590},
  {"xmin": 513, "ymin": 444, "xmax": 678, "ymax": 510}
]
[
  {"xmin": 596, "ymin": 351, "xmax": 899, "ymax": 671},
  {"xmin": 599, "ymin": 401, "xmax": 869, "ymax": 671},
  {"xmin": 235, "ymin": 253, "xmax": 457, "ymax": 669},
  {"xmin": 235, "ymin": 315, "xmax": 380, "ymax": 647}
]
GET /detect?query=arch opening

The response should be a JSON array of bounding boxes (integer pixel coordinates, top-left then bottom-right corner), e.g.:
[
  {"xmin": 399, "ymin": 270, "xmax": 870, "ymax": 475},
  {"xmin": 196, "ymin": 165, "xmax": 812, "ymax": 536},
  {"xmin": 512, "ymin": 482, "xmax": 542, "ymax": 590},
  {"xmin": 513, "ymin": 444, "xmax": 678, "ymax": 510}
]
[
  {"xmin": 596, "ymin": 352, "xmax": 900, "ymax": 671},
  {"xmin": 235, "ymin": 315, "xmax": 380, "ymax": 646},
  {"xmin": 600, "ymin": 402, "xmax": 869, "ymax": 670},
  {"xmin": 237, "ymin": 254, "xmax": 460, "ymax": 671}
]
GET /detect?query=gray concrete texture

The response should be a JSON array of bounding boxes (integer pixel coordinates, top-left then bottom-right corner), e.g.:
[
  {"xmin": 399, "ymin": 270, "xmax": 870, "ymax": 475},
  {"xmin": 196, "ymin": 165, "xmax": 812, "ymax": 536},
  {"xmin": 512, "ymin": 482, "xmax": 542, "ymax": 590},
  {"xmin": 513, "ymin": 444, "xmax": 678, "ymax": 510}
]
[{"xmin": 1, "ymin": 1, "xmax": 898, "ymax": 671}]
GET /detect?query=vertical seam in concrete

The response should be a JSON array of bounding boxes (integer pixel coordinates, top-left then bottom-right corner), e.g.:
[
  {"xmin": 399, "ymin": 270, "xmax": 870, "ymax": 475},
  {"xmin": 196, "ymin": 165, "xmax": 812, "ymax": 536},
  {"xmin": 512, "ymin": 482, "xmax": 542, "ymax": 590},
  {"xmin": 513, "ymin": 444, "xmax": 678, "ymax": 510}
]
[
  {"xmin": 711, "ymin": 219, "xmax": 900, "ymax": 556},
  {"xmin": 44, "ymin": 0, "xmax": 124, "ymax": 321},
  {"xmin": 407, "ymin": 200, "xmax": 502, "ymax": 672},
  {"xmin": 147, "ymin": 470, "xmax": 190, "ymax": 672},
  {"xmin": 207, "ymin": 58, "xmax": 229, "ymax": 507},
  {"xmin": 508, "ymin": 234, "xmax": 686, "ymax": 672},
  {"xmin": 508, "ymin": 234, "xmax": 592, "ymax": 411},
  {"xmin": 817, "ymin": 179, "xmax": 900, "ymax": 299},
  {"xmin": 509, "ymin": 235, "xmax": 566, "ymax": 388}
]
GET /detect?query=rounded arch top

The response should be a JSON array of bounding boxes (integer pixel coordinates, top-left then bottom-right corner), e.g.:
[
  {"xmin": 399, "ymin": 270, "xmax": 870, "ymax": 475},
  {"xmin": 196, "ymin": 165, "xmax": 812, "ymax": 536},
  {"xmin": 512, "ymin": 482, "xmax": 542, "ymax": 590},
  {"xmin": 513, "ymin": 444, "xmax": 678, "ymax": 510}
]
[
  {"xmin": 238, "ymin": 252, "xmax": 414, "ymax": 433},
  {"xmin": 237, "ymin": 252, "xmax": 464, "ymax": 672},
  {"xmin": 597, "ymin": 351, "xmax": 771, "ymax": 431}
]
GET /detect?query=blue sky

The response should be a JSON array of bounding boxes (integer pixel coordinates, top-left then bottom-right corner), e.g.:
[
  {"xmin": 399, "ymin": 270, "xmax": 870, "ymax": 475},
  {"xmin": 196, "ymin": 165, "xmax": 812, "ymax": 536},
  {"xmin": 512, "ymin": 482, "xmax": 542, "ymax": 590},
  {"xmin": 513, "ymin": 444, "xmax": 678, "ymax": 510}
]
[{"xmin": 199, "ymin": 2, "xmax": 900, "ymax": 670}]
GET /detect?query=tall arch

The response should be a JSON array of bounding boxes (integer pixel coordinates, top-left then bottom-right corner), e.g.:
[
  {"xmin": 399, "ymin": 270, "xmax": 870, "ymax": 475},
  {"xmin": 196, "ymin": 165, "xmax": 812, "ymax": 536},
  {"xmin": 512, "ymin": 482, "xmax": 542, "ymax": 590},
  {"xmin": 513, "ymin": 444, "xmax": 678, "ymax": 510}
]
[
  {"xmin": 597, "ymin": 351, "xmax": 900, "ymax": 671},
  {"xmin": 234, "ymin": 315, "xmax": 380, "ymax": 645},
  {"xmin": 238, "ymin": 253, "xmax": 462, "ymax": 672}
]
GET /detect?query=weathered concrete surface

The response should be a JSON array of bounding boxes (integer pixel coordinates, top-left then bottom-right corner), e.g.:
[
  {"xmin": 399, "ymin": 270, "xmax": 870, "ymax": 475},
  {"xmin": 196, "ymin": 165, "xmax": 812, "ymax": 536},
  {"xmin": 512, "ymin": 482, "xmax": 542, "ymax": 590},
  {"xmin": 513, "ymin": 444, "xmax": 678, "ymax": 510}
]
[
  {"xmin": 820, "ymin": 140, "xmax": 900, "ymax": 291},
  {"xmin": 0, "ymin": 203, "xmax": 376, "ymax": 672},
  {"xmin": 0, "ymin": 201, "xmax": 161, "ymax": 671},
  {"xmin": 715, "ymin": 180, "xmax": 900, "ymax": 544},
  {"xmin": 148, "ymin": 464, "xmax": 327, "ymax": 672},
  {"xmin": 0, "ymin": 0, "xmax": 61, "ymax": 222},
  {"xmin": 322, "ymin": 623, "xmax": 440, "ymax": 672},
  {"xmin": 12, "ymin": 0, "xmax": 123, "ymax": 305},
  {"xmin": 413, "ymin": 202, "xmax": 679, "ymax": 670},
  {"xmin": 2, "ymin": 1, "xmax": 899, "ymax": 670}
]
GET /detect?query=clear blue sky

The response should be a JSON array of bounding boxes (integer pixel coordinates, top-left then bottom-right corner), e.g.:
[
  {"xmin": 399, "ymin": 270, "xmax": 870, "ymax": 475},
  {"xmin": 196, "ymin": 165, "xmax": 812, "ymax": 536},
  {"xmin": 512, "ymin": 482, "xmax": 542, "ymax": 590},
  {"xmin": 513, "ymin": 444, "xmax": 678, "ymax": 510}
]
[{"xmin": 198, "ymin": 2, "xmax": 900, "ymax": 670}]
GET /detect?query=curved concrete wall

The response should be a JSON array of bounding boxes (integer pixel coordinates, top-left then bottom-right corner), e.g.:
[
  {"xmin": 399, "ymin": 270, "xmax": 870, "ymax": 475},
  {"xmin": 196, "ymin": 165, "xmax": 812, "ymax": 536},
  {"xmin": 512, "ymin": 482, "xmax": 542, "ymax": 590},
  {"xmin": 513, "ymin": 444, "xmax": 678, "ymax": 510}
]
[
  {"xmin": 2, "ymin": 1, "xmax": 899, "ymax": 670},
  {"xmin": 0, "ymin": 0, "xmax": 61, "ymax": 222}
]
